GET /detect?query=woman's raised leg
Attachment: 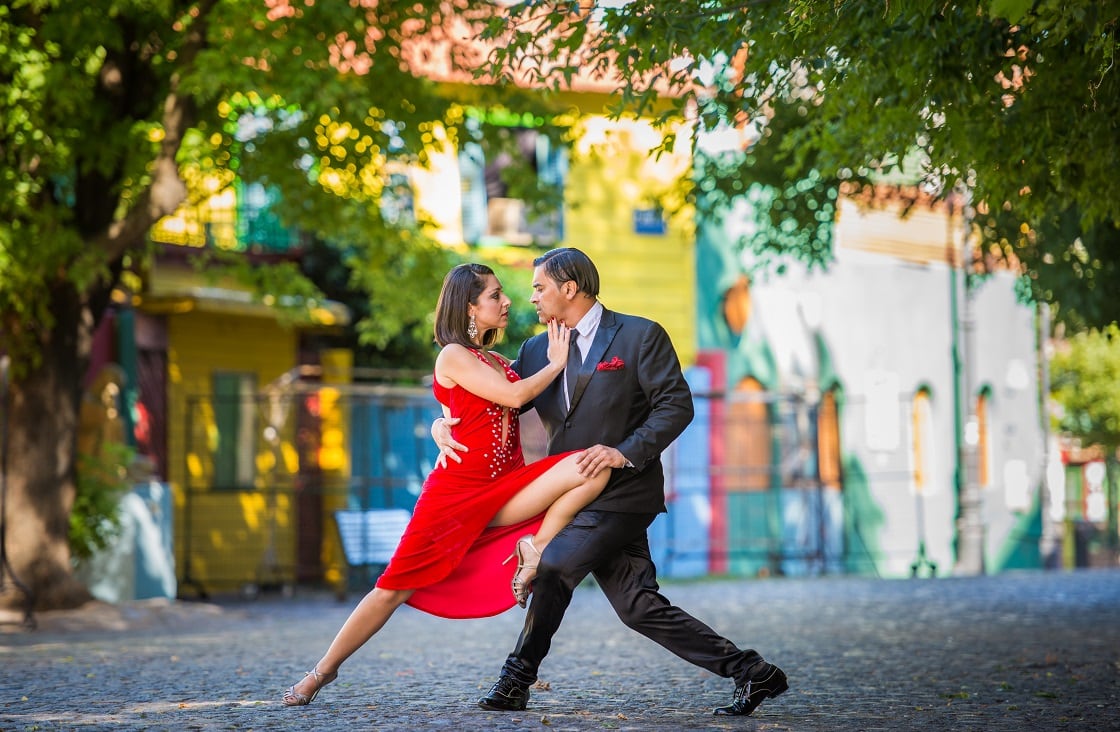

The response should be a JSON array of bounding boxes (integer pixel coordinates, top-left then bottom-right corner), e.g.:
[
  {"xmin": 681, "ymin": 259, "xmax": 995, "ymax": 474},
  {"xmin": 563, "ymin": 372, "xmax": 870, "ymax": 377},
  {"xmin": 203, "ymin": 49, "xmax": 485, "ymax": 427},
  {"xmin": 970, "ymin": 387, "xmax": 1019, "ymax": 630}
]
[
  {"xmin": 489, "ymin": 453, "xmax": 609, "ymax": 546},
  {"xmin": 488, "ymin": 454, "xmax": 610, "ymax": 605}
]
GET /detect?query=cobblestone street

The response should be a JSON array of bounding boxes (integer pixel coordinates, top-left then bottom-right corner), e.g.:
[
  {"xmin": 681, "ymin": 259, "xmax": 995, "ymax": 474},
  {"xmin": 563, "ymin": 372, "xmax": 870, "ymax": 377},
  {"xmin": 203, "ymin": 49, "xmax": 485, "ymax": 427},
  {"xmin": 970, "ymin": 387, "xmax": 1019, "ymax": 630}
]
[{"xmin": 2, "ymin": 569, "xmax": 1118, "ymax": 731}]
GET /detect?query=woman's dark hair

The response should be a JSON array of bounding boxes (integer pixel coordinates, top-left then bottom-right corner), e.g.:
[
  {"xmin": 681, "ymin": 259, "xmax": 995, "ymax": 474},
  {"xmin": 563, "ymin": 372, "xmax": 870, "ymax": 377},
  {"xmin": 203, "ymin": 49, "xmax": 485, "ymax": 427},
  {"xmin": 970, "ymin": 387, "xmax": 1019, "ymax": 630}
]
[
  {"xmin": 434, "ymin": 263, "xmax": 502, "ymax": 348},
  {"xmin": 533, "ymin": 247, "xmax": 599, "ymax": 298}
]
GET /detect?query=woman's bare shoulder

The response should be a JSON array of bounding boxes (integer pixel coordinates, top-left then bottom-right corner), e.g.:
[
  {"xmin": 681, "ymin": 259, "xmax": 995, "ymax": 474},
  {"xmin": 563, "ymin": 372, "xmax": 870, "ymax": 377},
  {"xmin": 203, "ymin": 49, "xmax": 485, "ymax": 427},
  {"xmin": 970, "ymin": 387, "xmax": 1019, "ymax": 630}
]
[
  {"xmin": 435, "ymin": 343, "xmax": 477, "ymax": 380},
  {"xmin": 436, "ymin": 342, "xmax": 475, "ymax": 362}
]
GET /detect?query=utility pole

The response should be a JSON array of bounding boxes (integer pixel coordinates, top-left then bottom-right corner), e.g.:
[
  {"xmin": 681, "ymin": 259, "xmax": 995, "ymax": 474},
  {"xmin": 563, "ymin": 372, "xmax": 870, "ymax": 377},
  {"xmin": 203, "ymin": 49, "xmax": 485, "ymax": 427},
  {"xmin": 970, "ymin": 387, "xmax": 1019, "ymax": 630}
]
[
  {"xmin": 951, "ymin": 192, "xmax": 986, "ymax": 575},
  {"xmin": 1036, "ymin": 303, "xmax": 1064, "ymax": 568}
]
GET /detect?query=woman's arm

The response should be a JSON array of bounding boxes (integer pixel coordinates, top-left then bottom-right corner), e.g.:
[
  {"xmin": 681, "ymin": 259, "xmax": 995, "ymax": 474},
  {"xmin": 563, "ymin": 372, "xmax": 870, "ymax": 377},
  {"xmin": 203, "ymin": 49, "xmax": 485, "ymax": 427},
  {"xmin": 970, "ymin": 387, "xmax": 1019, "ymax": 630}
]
[{"xmin": 435, "ymin": 320, "xmax": 570, "ymax": 408}]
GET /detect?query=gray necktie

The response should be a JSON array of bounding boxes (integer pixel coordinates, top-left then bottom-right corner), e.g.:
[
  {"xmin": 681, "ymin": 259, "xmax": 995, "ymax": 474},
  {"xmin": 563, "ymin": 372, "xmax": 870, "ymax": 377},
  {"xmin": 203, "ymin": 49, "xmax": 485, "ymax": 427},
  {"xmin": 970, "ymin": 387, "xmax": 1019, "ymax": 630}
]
[{"xmin": 566, "ymin": 329, "xmax": 582, "ymax": 406}]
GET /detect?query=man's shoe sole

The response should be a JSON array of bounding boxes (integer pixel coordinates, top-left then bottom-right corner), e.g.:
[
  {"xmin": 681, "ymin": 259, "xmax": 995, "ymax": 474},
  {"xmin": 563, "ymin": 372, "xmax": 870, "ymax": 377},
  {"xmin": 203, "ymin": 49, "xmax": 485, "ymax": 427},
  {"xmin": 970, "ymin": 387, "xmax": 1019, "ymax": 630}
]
[{"xmin": 477, "ymin": 699, "xmax": 527, "ymax": 712}]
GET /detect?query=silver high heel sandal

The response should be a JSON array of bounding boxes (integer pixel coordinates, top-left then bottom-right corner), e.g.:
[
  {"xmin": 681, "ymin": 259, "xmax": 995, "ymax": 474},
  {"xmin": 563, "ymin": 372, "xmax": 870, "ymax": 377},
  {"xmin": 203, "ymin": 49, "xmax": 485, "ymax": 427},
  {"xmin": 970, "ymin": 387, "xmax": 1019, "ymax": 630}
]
[
  {"xmin": 503, "ymin": 534, "xmax": 542, "ymax": 608},
  {"xmin": 282, "ymin": 666, "xmax": 338, "ymax": 706}
]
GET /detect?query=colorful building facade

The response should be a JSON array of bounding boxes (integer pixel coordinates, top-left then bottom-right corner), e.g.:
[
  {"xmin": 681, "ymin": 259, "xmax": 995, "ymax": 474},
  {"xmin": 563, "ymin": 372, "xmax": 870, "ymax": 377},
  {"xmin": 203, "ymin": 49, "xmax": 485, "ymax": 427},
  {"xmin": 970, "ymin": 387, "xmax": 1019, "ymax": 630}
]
[
  {"xmin": 84, "ymin": 80, "xmax": 1054, "ymax": 595},
  {"xmin": 677, "ymin": 189, "xmax": 1048, "ymax": 578}
]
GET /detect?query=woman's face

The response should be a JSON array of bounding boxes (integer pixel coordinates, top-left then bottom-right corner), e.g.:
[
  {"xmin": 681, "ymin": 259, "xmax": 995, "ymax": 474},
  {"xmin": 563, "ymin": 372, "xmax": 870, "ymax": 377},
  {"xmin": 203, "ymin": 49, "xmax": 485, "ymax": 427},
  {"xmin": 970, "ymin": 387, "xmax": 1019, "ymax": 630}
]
[{"xmin": 470, "ymin": 274, "xmax": 511, "ymax": 338}]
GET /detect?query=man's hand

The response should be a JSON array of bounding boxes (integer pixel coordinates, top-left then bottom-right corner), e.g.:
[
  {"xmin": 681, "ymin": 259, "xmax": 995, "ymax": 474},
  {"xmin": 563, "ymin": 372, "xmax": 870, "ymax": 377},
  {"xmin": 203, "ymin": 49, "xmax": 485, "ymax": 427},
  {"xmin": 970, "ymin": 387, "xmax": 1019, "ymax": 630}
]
[
  {"xmin": 432, "ymin": 416, "xmax": 467, "ymax": 468},
  {"xmin": 575, "ymin": 444, "xmax": 628, "ymax": 477}
]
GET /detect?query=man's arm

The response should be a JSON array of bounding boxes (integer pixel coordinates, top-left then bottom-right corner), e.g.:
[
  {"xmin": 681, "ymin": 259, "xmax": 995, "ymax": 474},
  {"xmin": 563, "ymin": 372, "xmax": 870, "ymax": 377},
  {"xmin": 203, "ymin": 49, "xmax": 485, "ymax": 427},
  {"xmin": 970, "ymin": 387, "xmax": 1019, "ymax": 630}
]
[
  {"xmin": 616, "ymin": 321, "xmax": 694, "ymax": 468},
  {"xmin": 574, "ymin": 320, "xmax": 693, "ymax": 478},
  {"xmin": 431, "ymin": 416, "xmax": 465, "ymax": 468}
]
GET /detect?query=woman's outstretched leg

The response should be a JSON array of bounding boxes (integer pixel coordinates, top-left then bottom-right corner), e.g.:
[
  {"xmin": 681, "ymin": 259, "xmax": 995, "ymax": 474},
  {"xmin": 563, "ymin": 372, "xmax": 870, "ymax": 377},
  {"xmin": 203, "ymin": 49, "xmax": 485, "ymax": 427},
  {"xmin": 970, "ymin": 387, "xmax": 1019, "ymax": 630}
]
[{"xmin": 283, "ymin": 586, "xmax": 413, "ymax": 706}]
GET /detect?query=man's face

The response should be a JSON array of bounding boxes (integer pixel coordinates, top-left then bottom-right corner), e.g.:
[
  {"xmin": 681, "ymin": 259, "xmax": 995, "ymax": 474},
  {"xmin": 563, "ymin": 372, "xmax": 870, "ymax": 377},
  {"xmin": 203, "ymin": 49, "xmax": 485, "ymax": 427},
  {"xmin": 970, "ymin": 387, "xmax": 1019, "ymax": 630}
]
[{"xmin": 530, "ymin": 265, "xmax": 569, "ymax": 325}]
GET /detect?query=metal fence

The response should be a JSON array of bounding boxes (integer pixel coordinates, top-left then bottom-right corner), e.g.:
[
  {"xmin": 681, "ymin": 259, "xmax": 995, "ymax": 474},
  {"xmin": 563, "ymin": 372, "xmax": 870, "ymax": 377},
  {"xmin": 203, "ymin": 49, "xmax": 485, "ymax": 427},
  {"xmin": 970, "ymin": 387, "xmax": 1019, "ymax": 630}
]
[
  {"xmin": 654, "ymin": 391, "xmax": 856, "ymax": 580},
  {"xmin": 176, "ymin": 381, "xmax": 869, "ymax": 596},
  {"xmin": 179, "ymin": 383, "xmax": 440, "ymax": 597}
]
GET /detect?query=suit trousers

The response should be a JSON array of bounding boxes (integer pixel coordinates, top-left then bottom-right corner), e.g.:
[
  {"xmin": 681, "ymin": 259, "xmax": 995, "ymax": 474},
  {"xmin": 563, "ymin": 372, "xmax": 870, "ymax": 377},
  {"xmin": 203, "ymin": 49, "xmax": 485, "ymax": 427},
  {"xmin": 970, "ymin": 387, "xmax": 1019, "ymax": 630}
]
[{"xmin": 500, "ymin": 510, "xmax": 763, "ymax": 686}]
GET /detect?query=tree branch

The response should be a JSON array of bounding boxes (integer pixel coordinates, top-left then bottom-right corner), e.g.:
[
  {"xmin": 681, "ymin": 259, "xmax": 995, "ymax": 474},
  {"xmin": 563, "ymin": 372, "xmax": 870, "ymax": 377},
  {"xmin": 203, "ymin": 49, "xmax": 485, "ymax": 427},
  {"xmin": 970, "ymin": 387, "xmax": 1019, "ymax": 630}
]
[{"xmin": 92, "ymin": 0, "xmax": 217, "ymax": 264}]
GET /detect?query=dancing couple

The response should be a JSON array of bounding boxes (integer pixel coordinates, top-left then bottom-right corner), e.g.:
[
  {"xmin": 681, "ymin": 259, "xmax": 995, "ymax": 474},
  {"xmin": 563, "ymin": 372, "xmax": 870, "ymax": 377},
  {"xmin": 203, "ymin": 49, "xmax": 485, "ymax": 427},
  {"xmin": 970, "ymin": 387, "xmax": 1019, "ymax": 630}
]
[{"xmin": 283, "ymin": 248, "xmax": 787, "ymax": 718}]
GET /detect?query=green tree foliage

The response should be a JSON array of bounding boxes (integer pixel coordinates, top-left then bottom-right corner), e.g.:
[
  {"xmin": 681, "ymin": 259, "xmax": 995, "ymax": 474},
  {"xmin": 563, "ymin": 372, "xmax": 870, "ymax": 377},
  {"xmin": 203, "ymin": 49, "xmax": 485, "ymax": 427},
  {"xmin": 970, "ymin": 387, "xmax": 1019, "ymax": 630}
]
[
  {"xmin": 1051, "ymin": 326, "xmax": 1120, "ymax": 452},
  {"xmin": 2, "ymin": 0, "xmax": 543, "ymax": 609},
  {"xmin": 0, "ymin": 0, "xmax": 481, "ymax": 370},
  {"xmin": 483, "ymin": 0, "xmax": 1120, "ymax": 328}
]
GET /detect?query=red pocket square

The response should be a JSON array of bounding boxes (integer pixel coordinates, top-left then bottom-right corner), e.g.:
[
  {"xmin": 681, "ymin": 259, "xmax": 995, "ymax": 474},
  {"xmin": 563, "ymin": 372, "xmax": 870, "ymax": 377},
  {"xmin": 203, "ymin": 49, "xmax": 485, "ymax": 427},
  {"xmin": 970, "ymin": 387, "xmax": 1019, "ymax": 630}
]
[{"xmin": 597, "ymin": 356, "xmax": 625, "ymax": 371}]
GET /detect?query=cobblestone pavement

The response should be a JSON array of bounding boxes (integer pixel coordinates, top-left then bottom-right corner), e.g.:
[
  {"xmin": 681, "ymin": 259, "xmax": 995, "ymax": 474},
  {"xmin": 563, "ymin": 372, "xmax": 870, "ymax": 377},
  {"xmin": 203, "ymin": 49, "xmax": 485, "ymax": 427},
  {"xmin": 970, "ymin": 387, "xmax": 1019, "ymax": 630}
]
[{"xmin": 2, "ymin": 568, "xmax": 1118, "ymax": 731}]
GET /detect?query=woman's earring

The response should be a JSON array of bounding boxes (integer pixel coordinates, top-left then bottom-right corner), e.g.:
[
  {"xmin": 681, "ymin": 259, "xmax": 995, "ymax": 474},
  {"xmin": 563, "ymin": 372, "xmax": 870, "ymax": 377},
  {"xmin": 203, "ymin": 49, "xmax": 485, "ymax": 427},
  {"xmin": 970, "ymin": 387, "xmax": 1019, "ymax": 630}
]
[{"xmin": 468, "ymin": 314, "xmax": 478, "ymax": 340}]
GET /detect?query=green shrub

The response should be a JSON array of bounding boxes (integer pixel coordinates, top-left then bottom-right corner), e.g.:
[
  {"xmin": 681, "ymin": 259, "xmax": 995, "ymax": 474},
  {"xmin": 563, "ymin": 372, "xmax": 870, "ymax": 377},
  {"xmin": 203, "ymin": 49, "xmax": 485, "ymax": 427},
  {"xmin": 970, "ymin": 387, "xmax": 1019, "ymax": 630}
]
[{"xmin": 70, "ymin": 442, "xmax": 135, "ymax": 562}]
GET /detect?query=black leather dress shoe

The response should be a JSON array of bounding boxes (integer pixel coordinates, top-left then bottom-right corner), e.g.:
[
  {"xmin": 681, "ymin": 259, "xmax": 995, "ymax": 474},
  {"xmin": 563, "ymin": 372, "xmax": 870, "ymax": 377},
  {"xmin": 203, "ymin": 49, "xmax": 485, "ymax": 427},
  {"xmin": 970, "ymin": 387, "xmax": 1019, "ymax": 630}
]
[
  {"xmin": 477, "ymin": 676, "xmax": 530, "ymax": 711},
  {"xmin": 713, "ymin": 663, "xmax": 788, "ymax": 716}
]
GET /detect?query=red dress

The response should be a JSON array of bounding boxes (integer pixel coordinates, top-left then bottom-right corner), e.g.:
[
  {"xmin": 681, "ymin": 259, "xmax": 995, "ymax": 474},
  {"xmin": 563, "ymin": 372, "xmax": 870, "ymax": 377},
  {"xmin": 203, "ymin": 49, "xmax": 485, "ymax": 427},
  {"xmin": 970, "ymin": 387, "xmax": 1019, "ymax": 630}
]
[{"xmin": 375, "ymin": 350, "xmax": 571, "ymax": 618}]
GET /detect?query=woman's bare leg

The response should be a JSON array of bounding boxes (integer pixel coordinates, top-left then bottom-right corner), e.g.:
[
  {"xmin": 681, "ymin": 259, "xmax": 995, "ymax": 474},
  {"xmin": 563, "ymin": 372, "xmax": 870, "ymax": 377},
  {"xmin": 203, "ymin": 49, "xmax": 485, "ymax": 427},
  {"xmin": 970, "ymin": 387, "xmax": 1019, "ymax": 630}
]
[
  {"xmin": 488, "ymin": 453, "xmax": 609, "ymax": 551},
  {"xmin": 285, "ymin": 586, "xmax": 413, "ymax": 703},
  {"xmin": 287, "ymin": 455, "xmax": 608, "ymax": 700},
  {"xmin": 487, "ymin": 455, "xmax": 608, "ymax": 606}
]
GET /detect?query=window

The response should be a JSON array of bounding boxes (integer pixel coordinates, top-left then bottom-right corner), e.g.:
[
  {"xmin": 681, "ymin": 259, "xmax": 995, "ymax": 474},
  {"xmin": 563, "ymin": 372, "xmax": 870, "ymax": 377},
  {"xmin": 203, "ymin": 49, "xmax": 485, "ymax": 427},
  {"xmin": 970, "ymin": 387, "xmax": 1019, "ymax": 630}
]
[
  {"xmin": 459, "ymin": 119, "xmax": 566, "ymax": 246},
  {"xmin": 380, "ymin": 170, "xmax": 415, "ymax": 227},
  {"xmin": 726, "ymin": 377, "xmax": 772, "ymax": 492},
  {"xmin": 911, "ymin": 388, "xmax": 934, "ymax": 495},
  {"xmin": 817, "ymin": 388, "xmax": 842, "ymax": 490},
  {"xmin": 975, "ymin": 388, "xmax": 991, "ymax": 489},
  {"xmin": 213, "ymin": 372, "xmax": 257, "ymax": 490},
  {"xmin": 722, "ymin": 275, "xmax": 752, "ymax": 336},
  {"xmin": 238, "ymin": 181, "xmax": 302, "ymax": 252}
]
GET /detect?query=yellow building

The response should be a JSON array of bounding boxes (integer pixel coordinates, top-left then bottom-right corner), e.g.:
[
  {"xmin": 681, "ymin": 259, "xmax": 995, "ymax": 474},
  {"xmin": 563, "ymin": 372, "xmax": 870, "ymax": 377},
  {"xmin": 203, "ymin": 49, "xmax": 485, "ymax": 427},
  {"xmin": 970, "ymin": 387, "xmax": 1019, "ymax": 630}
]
[
  {"xmin": 133, "ymin": 215, "xmax": 349, "ymax": 595},
  {"xmin": 413, "ymin": 108, "xmax": 697, "ymax": 365}
]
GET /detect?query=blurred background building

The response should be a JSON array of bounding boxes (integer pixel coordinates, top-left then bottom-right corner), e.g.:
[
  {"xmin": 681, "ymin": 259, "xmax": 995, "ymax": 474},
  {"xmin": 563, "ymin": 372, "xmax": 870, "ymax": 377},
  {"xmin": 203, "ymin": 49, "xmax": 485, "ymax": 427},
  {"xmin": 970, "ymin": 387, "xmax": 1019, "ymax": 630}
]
[{"xmin": 73, "ymin": 35, "xmax": 1107, "ymax": 603}]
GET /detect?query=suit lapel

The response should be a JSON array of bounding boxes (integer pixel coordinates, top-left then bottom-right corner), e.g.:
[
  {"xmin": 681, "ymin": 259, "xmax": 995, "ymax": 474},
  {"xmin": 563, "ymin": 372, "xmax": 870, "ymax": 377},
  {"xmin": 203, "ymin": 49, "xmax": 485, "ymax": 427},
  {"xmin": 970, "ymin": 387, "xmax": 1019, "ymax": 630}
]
[{"xmin": 568, "ymin": 309, "xmax": 620, "ymax": 412}]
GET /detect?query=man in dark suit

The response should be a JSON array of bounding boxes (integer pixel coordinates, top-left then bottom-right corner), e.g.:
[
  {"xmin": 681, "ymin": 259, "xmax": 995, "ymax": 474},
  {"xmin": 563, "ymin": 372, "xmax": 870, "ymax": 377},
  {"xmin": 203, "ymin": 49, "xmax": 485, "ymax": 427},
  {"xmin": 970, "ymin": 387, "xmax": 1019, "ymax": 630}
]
[{"xmin": 434, "ymin": 247, "xmax": 786, "ymax": 717}]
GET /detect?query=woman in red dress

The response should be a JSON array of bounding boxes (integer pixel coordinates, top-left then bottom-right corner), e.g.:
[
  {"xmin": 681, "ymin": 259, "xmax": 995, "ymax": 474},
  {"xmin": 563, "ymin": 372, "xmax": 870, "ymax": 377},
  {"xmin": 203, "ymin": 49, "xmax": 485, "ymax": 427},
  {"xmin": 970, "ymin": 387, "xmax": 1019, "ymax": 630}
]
[{"xmin": 283, "ymin": 263, "xmax": 610, "ymax": 706}]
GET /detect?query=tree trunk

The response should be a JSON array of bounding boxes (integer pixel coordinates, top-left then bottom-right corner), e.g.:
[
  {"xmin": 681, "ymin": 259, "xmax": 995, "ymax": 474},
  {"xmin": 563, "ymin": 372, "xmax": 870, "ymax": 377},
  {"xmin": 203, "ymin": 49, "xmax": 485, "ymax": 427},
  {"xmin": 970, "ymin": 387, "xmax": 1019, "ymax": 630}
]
[{"xmin": 1, "ymin": 282, "xmax": 93, "ymax": 611}]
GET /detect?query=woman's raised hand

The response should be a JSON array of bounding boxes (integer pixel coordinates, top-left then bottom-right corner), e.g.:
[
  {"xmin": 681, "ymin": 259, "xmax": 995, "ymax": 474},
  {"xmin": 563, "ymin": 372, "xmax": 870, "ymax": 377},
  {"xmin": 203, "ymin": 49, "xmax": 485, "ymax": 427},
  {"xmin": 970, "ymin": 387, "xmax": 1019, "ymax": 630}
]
[{"xmin": 546, "ymin": 319, "xmax": 571, "ymax": 371}]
